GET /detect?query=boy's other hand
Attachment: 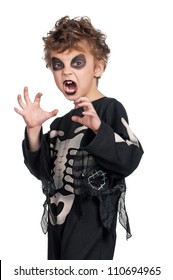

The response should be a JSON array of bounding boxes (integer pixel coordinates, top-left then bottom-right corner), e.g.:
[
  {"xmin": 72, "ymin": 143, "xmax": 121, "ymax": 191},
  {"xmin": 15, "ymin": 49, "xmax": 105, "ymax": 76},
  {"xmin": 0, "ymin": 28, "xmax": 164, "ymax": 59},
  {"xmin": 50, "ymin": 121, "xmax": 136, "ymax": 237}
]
[
  {"xmin": 14, "ymin": 87, "xmax": 58, "ymax": 128},
  {"xmin": 72, "ymin": 97, "xmax": 101, "ymax": 134}
]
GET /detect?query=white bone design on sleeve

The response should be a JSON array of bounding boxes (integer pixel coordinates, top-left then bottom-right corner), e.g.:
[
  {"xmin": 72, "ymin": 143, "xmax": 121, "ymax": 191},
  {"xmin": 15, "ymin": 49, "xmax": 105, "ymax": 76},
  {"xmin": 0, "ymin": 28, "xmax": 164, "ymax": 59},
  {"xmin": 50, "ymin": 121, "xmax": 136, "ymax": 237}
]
[{"xmin": 114, "ymin": 117, "xmax": 139, "ymax": 147}]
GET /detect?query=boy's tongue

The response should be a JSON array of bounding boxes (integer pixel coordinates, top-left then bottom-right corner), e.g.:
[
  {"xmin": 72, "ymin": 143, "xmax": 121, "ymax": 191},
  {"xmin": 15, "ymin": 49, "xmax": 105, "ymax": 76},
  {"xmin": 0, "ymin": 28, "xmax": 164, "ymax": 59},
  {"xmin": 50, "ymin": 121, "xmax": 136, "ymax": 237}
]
[{"xmin": 64, "ymin": 80, "xmax": 77, "ymax": 95}]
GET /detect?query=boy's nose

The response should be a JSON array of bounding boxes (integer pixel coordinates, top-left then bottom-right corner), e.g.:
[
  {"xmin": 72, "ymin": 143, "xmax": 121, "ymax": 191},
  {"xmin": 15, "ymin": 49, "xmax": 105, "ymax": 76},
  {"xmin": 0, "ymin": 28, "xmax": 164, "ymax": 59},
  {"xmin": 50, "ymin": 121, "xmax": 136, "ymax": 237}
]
[{"xmin": 63, "ymin": 66, "xmax": 73, "ymax": 76}]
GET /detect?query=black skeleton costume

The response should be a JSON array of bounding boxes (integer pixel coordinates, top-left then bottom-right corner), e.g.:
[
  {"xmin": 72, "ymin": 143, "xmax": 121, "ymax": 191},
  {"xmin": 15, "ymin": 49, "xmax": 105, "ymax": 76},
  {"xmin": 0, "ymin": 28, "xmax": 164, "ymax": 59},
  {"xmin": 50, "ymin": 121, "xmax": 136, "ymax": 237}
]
[{"xmin": 23, "ymin": 96, "xmax": 143, "ymax": 260}]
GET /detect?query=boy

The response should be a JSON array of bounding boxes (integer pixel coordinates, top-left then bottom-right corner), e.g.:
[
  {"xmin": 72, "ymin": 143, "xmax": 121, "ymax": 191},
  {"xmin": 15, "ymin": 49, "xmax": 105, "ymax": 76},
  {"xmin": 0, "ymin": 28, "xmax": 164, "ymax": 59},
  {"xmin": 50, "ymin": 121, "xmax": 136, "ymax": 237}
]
[{"xmin": 14, "ymin": 16, "xmax": 144, "ymax": 260}]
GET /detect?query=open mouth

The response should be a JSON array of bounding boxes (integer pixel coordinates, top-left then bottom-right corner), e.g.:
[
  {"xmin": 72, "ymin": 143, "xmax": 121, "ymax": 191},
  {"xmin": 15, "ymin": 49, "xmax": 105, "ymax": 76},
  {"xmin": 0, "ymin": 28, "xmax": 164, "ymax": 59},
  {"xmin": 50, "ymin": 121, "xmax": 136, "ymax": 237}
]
[{"xmin": 63, "ymin": 80, "xmax": 77, "ymax": 95}]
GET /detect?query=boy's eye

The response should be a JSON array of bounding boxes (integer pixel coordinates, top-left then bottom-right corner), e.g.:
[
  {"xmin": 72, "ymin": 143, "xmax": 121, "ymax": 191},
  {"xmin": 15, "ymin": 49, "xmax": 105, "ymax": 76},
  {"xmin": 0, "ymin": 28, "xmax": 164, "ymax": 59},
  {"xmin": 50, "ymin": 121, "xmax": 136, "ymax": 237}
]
[
  {"xmin": 71, "ymin": 55, "xmax": 86, "ymax": 69},
  {"xmin": 51, "ymin": 57, "xmax": 64, "ymax": 70}
]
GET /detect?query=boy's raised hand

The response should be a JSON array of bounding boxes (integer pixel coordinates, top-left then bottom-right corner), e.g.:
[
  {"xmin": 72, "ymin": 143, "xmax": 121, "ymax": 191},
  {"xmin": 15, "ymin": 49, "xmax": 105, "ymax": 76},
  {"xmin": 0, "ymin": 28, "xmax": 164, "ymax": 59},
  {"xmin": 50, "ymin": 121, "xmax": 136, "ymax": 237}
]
[
  {"xmin": 72, "ymin": 97, "xmax": 101, "ymax": 134},
  {"xmin": 14, "ymin": 87, "xmax": 58, "ymax": 128}
]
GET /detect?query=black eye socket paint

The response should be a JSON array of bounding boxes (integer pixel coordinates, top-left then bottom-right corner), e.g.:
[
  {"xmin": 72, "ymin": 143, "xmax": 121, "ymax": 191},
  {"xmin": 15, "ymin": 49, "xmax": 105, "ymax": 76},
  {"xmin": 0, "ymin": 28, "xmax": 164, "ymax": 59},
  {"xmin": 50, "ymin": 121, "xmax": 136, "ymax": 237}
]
[
  {"xmin": 71, "ymin": 54, "xmax": 86, "ymax": 69},
  {"xmin": 51, "ymin": 57, "xmax": 64, "ymax": 70}
]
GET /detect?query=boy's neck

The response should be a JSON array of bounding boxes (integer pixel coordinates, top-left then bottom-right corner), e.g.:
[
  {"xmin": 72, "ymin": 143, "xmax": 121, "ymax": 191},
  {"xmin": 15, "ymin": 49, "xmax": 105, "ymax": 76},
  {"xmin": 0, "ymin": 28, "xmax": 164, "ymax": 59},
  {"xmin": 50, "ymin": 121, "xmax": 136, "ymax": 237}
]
[{"xmin": 88, "ymin": 90, "xmax": 105, "ymax": 102}]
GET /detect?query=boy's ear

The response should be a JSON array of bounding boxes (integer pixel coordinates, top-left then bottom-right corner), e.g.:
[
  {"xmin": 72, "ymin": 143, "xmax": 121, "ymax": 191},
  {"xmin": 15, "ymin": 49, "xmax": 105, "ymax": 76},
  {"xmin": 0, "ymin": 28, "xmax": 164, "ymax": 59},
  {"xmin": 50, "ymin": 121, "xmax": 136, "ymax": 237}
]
[{"xmin": 94, "ymin": 60, "xmax": 105, "ymax": 78}]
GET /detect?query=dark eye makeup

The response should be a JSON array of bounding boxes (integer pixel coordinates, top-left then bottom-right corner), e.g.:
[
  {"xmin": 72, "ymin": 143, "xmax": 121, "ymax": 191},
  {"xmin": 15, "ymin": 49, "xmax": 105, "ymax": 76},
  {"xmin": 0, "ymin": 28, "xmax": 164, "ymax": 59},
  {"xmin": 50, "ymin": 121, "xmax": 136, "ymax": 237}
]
[
  {"xmin": 71, "ymin": 55, "xmax": 86, "ymax": 69},
  {"xmin": 51, "ymin": 54, "xmax": 86, "ymax": 71},
  {"xmin": 51, "ymin": 57, "xmax": 64, "ymax": 70}
]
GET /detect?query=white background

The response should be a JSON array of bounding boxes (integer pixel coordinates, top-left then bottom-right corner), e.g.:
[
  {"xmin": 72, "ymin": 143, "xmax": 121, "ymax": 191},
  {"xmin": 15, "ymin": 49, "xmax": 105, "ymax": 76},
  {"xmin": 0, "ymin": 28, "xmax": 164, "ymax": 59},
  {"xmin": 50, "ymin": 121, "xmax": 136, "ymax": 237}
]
[{"xmin": 0, "ymin": 0, "xmax": 173, "ymax": 279}]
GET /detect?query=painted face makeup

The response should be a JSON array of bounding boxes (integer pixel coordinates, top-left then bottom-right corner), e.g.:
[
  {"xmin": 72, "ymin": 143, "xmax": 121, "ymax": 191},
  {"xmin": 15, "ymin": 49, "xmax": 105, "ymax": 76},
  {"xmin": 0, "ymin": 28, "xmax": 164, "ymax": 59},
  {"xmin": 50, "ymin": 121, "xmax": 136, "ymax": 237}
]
[
  {"xmin": 51, "ymin": 54, "xmax": 87, "ymax": 96},
  {"xmin": 71, "ymin": 54, "xmax": 86, "ymax": 69},
  {"xmin": 51, "ymin": 49, "xmax": 100, "ymax": 100},
  {"xmin": 51, "ymin": 57, "xmax": 64, "ymax": 71},
  {"xmin": 51, "ymin": 54, "xmax": 86, "ymax": 71}
]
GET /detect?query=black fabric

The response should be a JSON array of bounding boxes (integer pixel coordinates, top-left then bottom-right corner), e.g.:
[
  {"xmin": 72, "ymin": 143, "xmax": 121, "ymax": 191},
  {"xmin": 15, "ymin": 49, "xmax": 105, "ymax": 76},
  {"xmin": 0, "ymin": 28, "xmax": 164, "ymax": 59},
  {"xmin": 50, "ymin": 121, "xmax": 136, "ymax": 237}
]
[
  {"xmin": 22, "ymin": 96, "xmax": 144, "ymax": 259},
  {"xmin": 48, "ymin": 196, "xmax": 116, "ymax": 260}
]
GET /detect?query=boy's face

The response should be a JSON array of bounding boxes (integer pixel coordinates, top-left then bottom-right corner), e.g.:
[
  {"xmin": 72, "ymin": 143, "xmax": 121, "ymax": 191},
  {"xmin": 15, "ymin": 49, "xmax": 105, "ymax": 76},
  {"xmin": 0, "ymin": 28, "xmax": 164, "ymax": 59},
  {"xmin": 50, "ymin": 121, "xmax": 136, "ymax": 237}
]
[{"xmin": 50, "ymin": 45, "xmax": 104, "ymax": 102}]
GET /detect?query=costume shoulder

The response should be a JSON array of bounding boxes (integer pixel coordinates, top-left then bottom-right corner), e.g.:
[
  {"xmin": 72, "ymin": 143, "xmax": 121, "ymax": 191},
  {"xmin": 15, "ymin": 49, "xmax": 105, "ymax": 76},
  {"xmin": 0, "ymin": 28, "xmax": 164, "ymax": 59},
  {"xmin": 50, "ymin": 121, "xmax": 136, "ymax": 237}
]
[
  {"xmin": 94, "ymin": 96, "xmax": 127, "ymax": 117},
  {"xmin": 93, "ymin": 97, "xmax": 129, "ymax": 132}
]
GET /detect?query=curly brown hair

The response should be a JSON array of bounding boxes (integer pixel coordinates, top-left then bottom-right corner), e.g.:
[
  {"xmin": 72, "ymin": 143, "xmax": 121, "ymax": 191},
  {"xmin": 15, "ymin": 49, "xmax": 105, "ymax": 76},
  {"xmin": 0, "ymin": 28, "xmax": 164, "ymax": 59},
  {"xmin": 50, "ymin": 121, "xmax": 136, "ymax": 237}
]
[{"xmin": 42, "ymin": 16, "xmax": 110, "ymax": 70}]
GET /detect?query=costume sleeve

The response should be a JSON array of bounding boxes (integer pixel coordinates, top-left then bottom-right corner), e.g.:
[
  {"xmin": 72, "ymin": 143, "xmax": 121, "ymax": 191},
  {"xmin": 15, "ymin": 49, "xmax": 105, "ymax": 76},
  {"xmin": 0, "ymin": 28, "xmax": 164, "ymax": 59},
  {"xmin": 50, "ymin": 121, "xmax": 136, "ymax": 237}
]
[
  {"xmin": 22, "ymin": 127, "xmax": 51, "ymax": 182},
  {"xmin": 82, "ymin": 100, "xmax": 144, "ymax": 179}
]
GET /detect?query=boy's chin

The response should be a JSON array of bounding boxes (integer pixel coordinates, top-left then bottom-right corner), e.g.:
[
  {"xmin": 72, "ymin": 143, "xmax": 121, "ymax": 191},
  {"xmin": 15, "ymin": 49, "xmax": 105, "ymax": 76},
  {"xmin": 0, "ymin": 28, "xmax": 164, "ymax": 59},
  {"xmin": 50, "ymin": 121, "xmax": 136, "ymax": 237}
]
[{"xmin": 64, "ymin": 91, "xmax": 78, "ymax": 100}]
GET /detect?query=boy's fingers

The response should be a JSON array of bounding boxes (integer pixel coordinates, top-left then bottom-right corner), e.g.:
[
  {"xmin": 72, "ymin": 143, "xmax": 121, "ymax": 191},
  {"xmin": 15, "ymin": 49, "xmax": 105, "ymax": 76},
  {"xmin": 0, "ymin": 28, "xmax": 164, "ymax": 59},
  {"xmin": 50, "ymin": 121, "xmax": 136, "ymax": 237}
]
[
  {"xmin": 82, "ymin": 111, "xmax": 95, "ymax": 117},
  {"xmin": 23, "ymin": 87, "xmax": 31, "ymax": 104},
  {"xmin": 50, "ymin": 109, "xmax": 59, "ymax": 117},
  {"xmin": 17, "ymin": 94, "xmax": 25, "ymax": 109},
  {"xmin": 34, "ymin": 93, "xmax": 43, "ymax": 103},
  {"xmin": 71, "ymin": 115, "xmax": 81, "ymax": 123},
  {"xmin": 14, "ymin": 107, "xmax": 24, "ymax": 116},
  {"xmin": 74, "ymin": 96, "xmax": 90, "ymax": 106},
  {"xmin": 74, "ymin": 101, "xmax": 94, "ymax": 112}
]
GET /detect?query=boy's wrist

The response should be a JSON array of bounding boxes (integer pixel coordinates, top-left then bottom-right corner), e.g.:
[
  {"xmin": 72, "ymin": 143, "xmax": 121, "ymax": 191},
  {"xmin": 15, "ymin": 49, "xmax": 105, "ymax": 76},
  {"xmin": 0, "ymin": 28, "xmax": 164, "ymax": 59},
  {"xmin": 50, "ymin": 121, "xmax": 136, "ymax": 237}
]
[
  {"xmin": 93, "ymin": 123, "xmax": 101, "ymax": 134},
  {"xmin": 26, "ymin": 126, "xmax": 42, "ymax": 152}
]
